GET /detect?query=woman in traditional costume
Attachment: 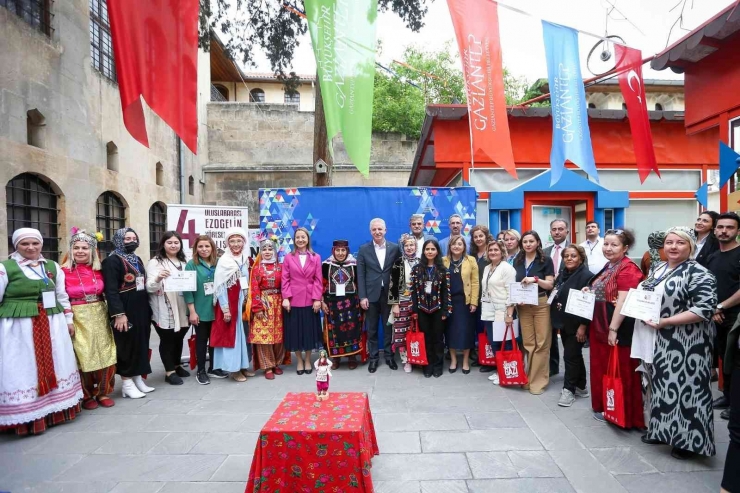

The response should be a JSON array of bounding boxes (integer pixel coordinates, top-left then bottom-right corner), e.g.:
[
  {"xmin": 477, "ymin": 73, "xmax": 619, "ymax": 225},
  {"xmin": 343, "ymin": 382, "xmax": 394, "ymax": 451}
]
[
  {"xmin": 211, "ymin": 227, "xmax": 252, "ymax": 382},
  {"xmin": 388, "ymin": 235, "xmax": 419, "ymax": 373},
  {"xmin": 0, "ymin": 228, "xmax": 83, "ymax": 435},
  {"xmin": 247, "ymin": 238, "xmax": 285, "ymax": 380},
  {"xmin": 62, "ymin": 229, "xmax": 117, "ymax": 409},
  {"xmin": 146, "ymin": 231, "xmax": 190, "ymax": 385},
  {"xmin": 322, "ymin": 239, "xmax": 363, "ymax": 369},
  {"xmin": 315, "ymin": 349, "xmax": 333, "ymax": 400},
  {"xmin": 101, "ymin": 227, "xmax": 153, "ymax": 399}
]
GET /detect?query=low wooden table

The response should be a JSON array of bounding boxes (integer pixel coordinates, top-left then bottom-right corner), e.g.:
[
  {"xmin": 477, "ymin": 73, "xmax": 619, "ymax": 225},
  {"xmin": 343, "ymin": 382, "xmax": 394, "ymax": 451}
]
[{"xmin": 246, "ymin": 392, "xmax": 379, "ymax": 493}]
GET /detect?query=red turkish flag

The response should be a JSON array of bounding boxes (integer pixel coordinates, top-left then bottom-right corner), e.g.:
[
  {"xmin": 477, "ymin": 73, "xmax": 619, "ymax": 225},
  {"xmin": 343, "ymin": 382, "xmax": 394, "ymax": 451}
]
[
  {"xmin": 615, "ymin": 45, "xmax": 659, "ymax": 183},
  {"xmin": 107, "ymin": 0, "xmax": 199, "ymax": 153},
  {"xmin": 447, "ymin": 0, "xmax": 516, "ymax": 178}
]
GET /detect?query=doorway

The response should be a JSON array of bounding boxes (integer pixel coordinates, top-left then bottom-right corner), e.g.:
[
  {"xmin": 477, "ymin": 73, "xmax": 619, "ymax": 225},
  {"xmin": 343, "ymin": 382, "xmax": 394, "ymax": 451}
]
[{"xmin": 523, "ymin": 192, "xmax": 595, "ymax": 247}]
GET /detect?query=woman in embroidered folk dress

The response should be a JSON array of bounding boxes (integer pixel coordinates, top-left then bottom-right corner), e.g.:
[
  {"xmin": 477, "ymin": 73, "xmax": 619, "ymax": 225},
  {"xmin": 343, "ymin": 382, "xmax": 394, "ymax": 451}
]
[
  {"xmin": 322, "ymin": 239, "xmax": 363, "ymax": 370},
  {"xmin": 635, "ymin": 227, "xmax": 717, "ymax": 459},
  {"xmin": 185, "ymin": 235, "xmax": 229, "ymax": 385},
  {"xmin": 585, "ymin": 228, "xmax": 644, "ymax": 428},
  {"xmin": 479, "ymin": 240, "xmax": 517, "ymax": 385},
  {"xmin": 388, "ymin": 235, "xmax": 419, "ymax": 373},
  {"xmin": 62, "ymin": 229, "xmax": 117, "ymax": 409},
  {"xmin": 411, "ymin": 239, "xmax": 452, "ymax": 378},
  {"xmin": 0, "ymin": 228, "xmax": 83, "ymax": 435},
  {"xmin": 146, "ymin": 232, "xmax": 191, "ymax": 386},
  {"xmin": 102, "ymin": 227, "xmax": 153, "ymax": 399},
  {"xmin": 211, "ymin": 227, "xmax": 253, "ymax": 382},
  {"xmin": 315, "ymin": 349, "xmax": 333, "ymax": 400},
  {"xmin": 248, "ymin": 238, "xmax": 286, "ymax": 380},
  {"xmin": 282, "ymin": 228, "xmax": 324, "ymax": 375},
  {"xmin": 443, "ymin": 235, "xmax": 480, "ymax": 374}
]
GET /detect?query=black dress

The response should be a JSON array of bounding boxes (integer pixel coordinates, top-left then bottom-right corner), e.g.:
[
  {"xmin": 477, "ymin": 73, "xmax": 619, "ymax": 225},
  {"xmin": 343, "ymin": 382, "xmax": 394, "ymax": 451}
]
[
  {"xmin": 445, "ymin": 268, "xmax": 474, "ymax": 349},
  {"xmin": 101, "ymin": 254, "xmax": 152, "ymax": 377}
]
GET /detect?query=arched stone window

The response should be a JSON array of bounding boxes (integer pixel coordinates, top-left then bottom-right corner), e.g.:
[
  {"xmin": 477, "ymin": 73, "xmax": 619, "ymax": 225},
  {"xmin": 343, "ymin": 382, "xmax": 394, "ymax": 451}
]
[
  {"xmin": 149, "ymin": 202, "xmax": 167, "ymax": 258},
  {"xmin": 6, "ymin": 173, "xmax": 61, "ymax": 260},
  {"xmin": 96, "ymin": 191, "xmax": 126, "ymax": 257}
]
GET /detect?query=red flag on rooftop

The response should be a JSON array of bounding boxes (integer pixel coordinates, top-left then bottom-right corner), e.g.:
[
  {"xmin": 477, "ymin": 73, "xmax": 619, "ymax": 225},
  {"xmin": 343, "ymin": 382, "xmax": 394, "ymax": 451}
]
[
  {"xmin": 107, "ymin": 0, "xmax": 199, "ymax": 153},
  {"xmin": 447, "ymin": 0, "xmax": 517, "ymax": 178},
  {"xmin": 614, "ymin": 45, "xmax": 659, "ymax": 183}
]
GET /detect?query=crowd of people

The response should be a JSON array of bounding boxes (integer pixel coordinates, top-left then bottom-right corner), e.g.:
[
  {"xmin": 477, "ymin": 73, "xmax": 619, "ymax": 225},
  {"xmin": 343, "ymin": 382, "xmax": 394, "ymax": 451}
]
[{"xmin": 0, "ymin": 212, "xmax": 738, "ymax": 491}]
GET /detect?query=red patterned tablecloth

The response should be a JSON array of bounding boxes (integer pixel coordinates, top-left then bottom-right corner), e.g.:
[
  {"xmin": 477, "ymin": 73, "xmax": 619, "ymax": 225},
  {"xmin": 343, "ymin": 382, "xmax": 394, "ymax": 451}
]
[{"xmin": 246, "ymin": 392, "xmax": 379, "ymax": 493}]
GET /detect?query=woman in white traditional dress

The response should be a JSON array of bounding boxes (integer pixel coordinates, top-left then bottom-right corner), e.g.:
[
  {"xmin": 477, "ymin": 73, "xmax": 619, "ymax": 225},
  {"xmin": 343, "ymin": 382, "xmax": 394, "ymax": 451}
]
[{"xmin": 0, "ymin": 228, "xmax": 83, "ymax": 435}]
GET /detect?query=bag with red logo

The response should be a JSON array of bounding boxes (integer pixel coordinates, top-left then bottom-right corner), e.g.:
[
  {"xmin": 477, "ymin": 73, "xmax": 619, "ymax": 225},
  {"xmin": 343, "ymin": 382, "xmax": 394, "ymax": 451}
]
[
  {"xmin": 187, "ymin": 326, "xmax": 198, "ymax": 370},
  {"xmin": 602, "ymin": 344, "xmax": 626, "ymax": 427},
  {"xmin": 405, "ymin": 317, "xmax": 428, "ymax": 366},
  {"xmin": 495, "ymin": 323, "xmax": 528, "ymax": 386},
  {"xmin": 360, "ymin": 330, "xmax": 369, "ymax": 363},
  {"xmin": 477, "ymin": 332, "xmax": 497, "ymax": 367}
]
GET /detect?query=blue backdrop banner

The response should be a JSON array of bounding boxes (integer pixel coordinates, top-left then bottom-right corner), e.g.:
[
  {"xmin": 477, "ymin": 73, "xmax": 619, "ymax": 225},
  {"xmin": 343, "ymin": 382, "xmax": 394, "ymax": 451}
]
[
  {"xmin": 259, "ymin": 187, "xmax": 478, "ymax": 260},
  {"xmin": 542, "ymin": 21, "xmax": 599, "ymax": 186}
]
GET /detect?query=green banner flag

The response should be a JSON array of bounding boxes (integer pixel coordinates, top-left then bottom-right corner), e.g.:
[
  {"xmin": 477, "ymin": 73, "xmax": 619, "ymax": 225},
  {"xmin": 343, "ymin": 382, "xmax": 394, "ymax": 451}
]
[{"xmin": 305, "ymin": 0, "xmax": 378, "ymax": 177}]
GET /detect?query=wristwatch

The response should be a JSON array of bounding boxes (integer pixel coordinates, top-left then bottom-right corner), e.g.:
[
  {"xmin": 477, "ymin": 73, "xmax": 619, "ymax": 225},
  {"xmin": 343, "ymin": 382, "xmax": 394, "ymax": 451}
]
[
  {"xmin": 533, "ymin": 276, "xmax": 540, "ymax": 282},
  {"xmin": 717, "ymin": 303, "xmax": 724, "ymax": 311}
]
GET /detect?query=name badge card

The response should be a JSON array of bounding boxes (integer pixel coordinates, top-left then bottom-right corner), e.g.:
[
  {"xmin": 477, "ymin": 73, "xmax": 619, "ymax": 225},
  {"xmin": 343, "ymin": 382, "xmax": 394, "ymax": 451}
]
[
  {"xmin": 203, "ymin": 282, "xmax": 215, "ymax": 295},
  {"xmin": 564, "ymin": 289, "xmax": 596, "ymax": 320},
  {"xmin": 42, "ymin": 290, "xmax": 57, "ymax": 309},
  {"xmin": 163, "ymin": 271, "xmax": 197, "ymax": 292},
  {"xmin": 336, "ymin": 283, "xmax": 346, "ymax": 296},
  {"xmin": 239, "ymin": 276, "xmax": 249, "ymax": 289},
  {"xmin": 424, "ymin": 281, "xmax": 432, "ymax": 294},
  {"xmin": 136, "ymin": 276, "xmax": 145, "ymax": 291}
]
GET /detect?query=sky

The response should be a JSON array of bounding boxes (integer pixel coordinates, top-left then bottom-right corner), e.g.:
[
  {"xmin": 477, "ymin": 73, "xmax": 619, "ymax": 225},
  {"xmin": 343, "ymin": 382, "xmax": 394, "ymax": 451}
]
[{"xmin": 246, "ymin": 0, "xmax": 735, "ymax": 84}]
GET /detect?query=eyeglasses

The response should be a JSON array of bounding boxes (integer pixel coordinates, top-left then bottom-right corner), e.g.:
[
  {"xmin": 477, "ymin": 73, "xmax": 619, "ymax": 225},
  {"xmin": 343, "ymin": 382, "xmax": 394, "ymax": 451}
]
[{"xmin": 606, "ymin": 229, "xmax": 625, "ymax": 236}]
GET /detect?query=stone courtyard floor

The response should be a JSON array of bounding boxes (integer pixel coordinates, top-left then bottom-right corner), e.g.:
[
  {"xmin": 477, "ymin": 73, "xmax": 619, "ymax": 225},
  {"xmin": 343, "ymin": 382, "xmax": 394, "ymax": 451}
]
[{"xmin": 0, "ymin": 335, "xmax": 729, "ymax": 493}]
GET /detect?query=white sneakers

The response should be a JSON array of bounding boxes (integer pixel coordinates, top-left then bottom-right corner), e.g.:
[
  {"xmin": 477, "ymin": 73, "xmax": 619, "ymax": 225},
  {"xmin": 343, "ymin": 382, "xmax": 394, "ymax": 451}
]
[
  {"xmin": 132, "ymin": 375, "xmax": 155, "ymax": 393},
  {"xmin": 403, "ymin": 363, "xmax": 412, "ymax": 373},
  {"xmin": 121, "ymin": 379, "xmax": 145, "ymax": 399},
  {"xmin": 558, "ymin": 389, "xmax": 576, "ymax": 407},
  {"xmin": 488, "ymin": 372, "xmax": 500, "ymax": 385}
]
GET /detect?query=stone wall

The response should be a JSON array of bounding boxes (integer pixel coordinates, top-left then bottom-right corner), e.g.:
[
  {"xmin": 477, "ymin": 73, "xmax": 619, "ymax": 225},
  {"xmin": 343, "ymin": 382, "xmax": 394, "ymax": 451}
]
[{"xmin": 203, "ymin": 103, "xmax": 417, "ymax": 224}]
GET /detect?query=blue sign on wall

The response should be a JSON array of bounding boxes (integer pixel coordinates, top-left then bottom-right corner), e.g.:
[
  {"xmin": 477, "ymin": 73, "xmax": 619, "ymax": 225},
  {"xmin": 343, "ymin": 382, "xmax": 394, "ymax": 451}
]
[{"xmin": 259, "ymin": 187, "xmax": 478, "ymax": 260}]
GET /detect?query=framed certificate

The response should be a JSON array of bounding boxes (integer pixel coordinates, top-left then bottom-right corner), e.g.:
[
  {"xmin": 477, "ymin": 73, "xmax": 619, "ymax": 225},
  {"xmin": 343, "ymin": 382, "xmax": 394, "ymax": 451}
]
[
  {"xmin": 163, "ymin": 270, "xmax": 197, "ymax": 292},
  {"xmin": 508, "ymin": 283, "xmax": 539, "ymax": 305},
  {"xmin": 564, "ymin": 289, "xmax": 596, "ymax": 320},
  {"xmin": 620, "ymin": 288, "xmax": 662, "ymax": 323}
]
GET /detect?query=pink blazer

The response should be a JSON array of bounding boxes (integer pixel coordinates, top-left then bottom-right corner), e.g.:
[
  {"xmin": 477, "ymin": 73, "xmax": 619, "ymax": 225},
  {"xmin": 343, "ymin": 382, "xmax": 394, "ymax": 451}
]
[{"xmin": 281, "ymin": 252, "xmax": 323, "ymax": 308}]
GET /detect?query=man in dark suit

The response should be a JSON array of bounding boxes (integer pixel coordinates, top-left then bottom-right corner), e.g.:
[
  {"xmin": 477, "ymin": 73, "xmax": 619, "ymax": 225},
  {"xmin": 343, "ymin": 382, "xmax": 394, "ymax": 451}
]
[
  {"xmin": 543, "ymin": 218, "xmax": 570, "ymax": 377},
  {"xmin": 357, "ymin": 218, "xmax": 402, "ymax": 372}
]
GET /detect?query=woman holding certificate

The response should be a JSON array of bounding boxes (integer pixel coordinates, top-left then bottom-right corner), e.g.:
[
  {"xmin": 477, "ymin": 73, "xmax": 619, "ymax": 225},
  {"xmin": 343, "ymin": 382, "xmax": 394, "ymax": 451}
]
[
  {"xmin": 585, "ymin": 229, "xmax": 644, "ymax": 428},
  {"xmin": 479, "ymin": 240, "xmax": 516, "ymax": 385},
  {"xmin": 513, "ymin": 231, "xmax": 554, "ymax": 394},
  {"xmin": 636, "ymin": 227, "xmax": 717, "ymax": 459},
  {"xmin": 146, "ymin": 231, "xmax": 190, "ymax": 385},
  {"xmin": 549, "ymin": 245, "xmax": 593, "ymax": 407}
]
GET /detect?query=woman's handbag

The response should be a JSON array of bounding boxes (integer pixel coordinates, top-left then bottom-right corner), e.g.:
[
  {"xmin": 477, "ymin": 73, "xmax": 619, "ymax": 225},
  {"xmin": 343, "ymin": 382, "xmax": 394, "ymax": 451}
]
[
  {"xmin": 405, "ymin": 317, "xmax": 428, "ymax": 366},
  {"xmin": 477, "ymin": 332, "xmax": 497, "ymax": 366},
  {"xmin": 188, "ymin": 325, "xmax": 198, "ymax": 370},
  {"xmin": 603, "ymin": 344, "xmax": 626, "ymax": 427},
  {"xmin": 495, "ymin": 323, "xmax": 528, "ymax": 386}
]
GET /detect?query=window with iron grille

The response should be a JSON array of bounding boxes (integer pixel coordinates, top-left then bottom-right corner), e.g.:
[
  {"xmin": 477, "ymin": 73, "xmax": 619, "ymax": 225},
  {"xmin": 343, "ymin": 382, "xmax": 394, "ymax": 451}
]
[
  {"xmin": 249, "ymin": 88, "xmax": 265, "ymax": 103},
  {"xmin": 89, "ymin": 0, "xmax": 116, "ymax": 82},
  {"xmin": 604, "ymin": 209, "xmax": 615, "ymax": 231},
  {"xmin": 1, "ymin": 0, "xmax": 53, "ymax": 37},
  {"xmin": 149, "ymin": 202, "xmax": 166, "ymax": 258},
  {"xmin": 284, "ymin": 91, "xmax": 300, "ymax": 104},
  {"xmin": 6, "ymin": 173, "xmax": 60, "ymax": 260},
  {"xmin": 96, "ymin": 191, "xmax": 125, "ymax": 257}
]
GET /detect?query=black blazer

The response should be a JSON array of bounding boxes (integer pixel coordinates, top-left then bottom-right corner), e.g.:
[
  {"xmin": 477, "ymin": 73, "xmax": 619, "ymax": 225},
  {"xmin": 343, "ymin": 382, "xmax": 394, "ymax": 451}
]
[
  {"xmin": 549, "ymin": 263, "xmax": 593, "ymax": 332},
  {"xmin": 695, "ymin": 234, "xmax": 719, "ymax": 267},
  {"xmin": 356, "ymin": 240, "xmax": 401, "ymax": 302}
]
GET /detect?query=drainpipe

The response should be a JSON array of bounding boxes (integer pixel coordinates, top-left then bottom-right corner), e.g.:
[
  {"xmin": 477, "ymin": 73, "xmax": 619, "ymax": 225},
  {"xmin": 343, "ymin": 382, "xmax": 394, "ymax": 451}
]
[{"xmin": 178, "ymin": 136, "xmax": 185, "ymax": 204}]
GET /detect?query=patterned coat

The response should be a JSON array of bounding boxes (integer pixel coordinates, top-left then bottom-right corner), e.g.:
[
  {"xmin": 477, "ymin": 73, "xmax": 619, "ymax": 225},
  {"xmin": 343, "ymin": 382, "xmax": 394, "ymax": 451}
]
[{"xmin": 645, "ymin": 260, "xmax": 717, "ymax": 456}]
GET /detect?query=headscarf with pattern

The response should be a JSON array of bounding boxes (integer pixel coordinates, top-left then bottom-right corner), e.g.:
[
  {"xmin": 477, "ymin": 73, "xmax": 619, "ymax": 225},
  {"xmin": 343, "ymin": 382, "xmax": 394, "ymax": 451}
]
[
  {"xmin": 112, "ymin": 227, "xmax": 140, "ymax": 266},
  {"xmin": 647, "ymin": 230, "xmax": 666, "ymax": 266}
]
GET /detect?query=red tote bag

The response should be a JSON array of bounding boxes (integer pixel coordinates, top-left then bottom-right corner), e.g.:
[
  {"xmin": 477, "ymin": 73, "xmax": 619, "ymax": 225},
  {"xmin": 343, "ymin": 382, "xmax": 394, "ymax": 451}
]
[
  {"xmin": 477, "ymin": 332, "xmax": 497, "ymax": 367},
  {"xmin": 603, "ymin": 344, "xmax": 626, "ymax": 427},
  {"xmin": 405, "ymin": 317, "xmax": 428, "ymax": 366},
  {"xmin": 495, "ymin": 323, "xmax": 528, "ymax": 386},
  {"xmin": 187, "ymin": 326, "xmax": 198, "ymax": 370}
]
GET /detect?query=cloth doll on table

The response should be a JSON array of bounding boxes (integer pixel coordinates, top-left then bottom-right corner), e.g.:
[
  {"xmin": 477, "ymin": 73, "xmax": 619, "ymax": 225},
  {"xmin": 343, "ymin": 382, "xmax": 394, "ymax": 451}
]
[{"xmin": 315, "ymin": 349, "xmax": 333, "ymax": 401}]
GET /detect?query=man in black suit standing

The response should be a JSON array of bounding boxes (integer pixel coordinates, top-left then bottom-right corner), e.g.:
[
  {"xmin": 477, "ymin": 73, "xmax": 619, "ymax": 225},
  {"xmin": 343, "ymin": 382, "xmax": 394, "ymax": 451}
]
[
  {"xmin": 543, "ymin": 218, "xmax": 570, "ymax": 377},
  {"xmin": 357, "ymin": 218, "xmax": 402, "ymax": 372}
]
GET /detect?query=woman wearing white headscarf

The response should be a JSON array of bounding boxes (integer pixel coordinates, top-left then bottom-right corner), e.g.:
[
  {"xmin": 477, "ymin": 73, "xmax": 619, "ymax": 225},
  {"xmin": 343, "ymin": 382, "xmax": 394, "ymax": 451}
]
[
  {"xmin": 210, "ymin": 227, "xmax": 252, "ymax": 381},
  {"xmin": 636, "ymin": 226, "xmax": 717, "ymax": 459},
  {"xmin": 0, "ymin": 228, "xmax": 83, "ymax": 435}
]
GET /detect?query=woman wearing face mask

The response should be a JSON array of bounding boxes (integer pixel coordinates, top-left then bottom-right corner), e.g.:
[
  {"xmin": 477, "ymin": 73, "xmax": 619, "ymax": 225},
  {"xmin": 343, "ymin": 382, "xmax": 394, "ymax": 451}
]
[
  {"xmin": 388, "ymin": 235, "xmax": 420, "ymax": 373},
  {"xmin": 247, "ymin": 238, "xmax": 286, "ymax": 380},
  {"xmin": 503, "ymin": 229, "xmax": 521, "ymax": 265},
  {"xmin": 635, "ymin": 227, "xmax": 717, "ymax": 460},
  {"xmin": 0, "ymin": 228, "xmax": 83, "ymax": 435},
  {"xmin": 549, "ymin": 245, "xmax": 593, "ymax": 407},
  {"xmin": 146, "ymin": 231, "xmax": 191, "ymax": 385},
  {"xmin": 322, "ymin": 239, "xmax": 363, "ymax": 370},
  {"xmin": 444, "ymin": 235, "xmax": 480, "ymax": 374},
  {"xmin": 585, "ymin": 228, "xmax": 644, "ymax": 428},
  {"xmin": 514, "ymin": 230, "xmax": 555, "ymax": 394},
  {"xmin": 101, "ymin": 227, "xmax": 153, "ymax": 399},
  {"xmin": 210, "ymin": 227, "xmax": 253, "ymax": 382},
  {"xmin": 62, "ymin": 229, "xmax": 117, "ymax": 410},
  {"xmin": 282, "ymin": 227, "xmax": 324, "ymax": 375},
  {"xmin": 693, "ymin": 211, "xmax": 719, "ymax": 266},
  {"xmin": 184, "ymin": 235, "xmax": 228, "ymax": 385}
]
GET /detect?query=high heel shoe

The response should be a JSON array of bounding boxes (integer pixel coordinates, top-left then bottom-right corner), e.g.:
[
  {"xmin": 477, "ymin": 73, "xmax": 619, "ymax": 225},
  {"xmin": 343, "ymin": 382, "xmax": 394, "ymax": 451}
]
[
  {"xmin": 462, "ymin": 368, "xmax": 470, "ymax": 374},
  {"xmin": 121, "ymin": 379, "xmax": 146, "ymax": 399},
  {"xmin": 132, "ymin": 375, "xmax": 155, "ymax": 393}
]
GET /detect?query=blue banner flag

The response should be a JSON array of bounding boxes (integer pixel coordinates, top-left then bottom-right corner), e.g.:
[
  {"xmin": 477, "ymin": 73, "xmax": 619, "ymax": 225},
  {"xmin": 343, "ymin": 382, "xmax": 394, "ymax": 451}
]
[
  {"xmin": 695, "ymin": 182, "xmax": 708, "ymax": 209},
  {"xmin": 720, "ymin": 141, "xmax": 740, "ymax": 188},
  {"xmin": 542, "ymin": 21, "xmax": 599, "ymax": 186}
]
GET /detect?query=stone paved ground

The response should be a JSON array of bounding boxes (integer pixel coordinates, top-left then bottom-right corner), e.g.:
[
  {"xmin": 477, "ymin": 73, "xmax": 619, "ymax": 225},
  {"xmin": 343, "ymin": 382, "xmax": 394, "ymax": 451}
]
[{"xmin": 0, "ymin": 336, "xmax": 729, "ymax": 493}]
